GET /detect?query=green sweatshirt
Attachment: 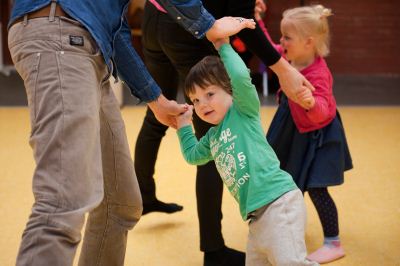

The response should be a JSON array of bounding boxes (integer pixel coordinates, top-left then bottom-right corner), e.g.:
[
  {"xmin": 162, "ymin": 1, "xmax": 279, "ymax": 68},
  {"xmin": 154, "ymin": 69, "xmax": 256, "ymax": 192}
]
[{"xmin": 177, "ymin": 44, "xmax": 297, "ymax": 220}]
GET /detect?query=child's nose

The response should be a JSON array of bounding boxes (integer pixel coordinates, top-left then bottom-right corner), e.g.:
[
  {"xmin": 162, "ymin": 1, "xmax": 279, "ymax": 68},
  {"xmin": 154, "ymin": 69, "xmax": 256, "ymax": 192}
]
[
  {"xmin": 199, "ymin": 101, "xmax": 207, "ymax": 108},
  {"xmin": 199, "ymin": 100, "xmax": 209, "ymax": 109}
]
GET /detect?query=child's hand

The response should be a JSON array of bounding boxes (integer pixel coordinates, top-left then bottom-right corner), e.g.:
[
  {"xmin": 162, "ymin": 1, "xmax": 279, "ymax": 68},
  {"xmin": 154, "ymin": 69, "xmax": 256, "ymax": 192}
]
[
  {"xmin": 177, "ymin": 105, "xmax": 194, "ymax": 129},
  {"xmin": 296, "ymin": 86, "xmax": 315, "ymax": 110},
  {"xmin": 254, "ymin": 0, "xmax": 267, "ymax": 21},
  {"xmin": 213, "ymin": 37, "xmax": 230, "ymax": 50}
]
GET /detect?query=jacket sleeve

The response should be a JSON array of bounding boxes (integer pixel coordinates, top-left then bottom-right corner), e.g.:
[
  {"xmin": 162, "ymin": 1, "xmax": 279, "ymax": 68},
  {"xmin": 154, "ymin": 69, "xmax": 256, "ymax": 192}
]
[
  {"xmin": 156, "ymin": 0, "xmax": 216, "ymax": 39},
  {"xmin": 113, "ymin": 19, "xmax": 161, "ymax": 102}
]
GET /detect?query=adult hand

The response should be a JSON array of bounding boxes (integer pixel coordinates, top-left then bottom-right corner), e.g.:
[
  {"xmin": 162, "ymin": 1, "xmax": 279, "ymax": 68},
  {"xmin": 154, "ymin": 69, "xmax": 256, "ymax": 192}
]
[
  {"xmin": 206, "ymin": 17, "xmax": 256, "ymax": 43},
  {"xmin": 147, "ymin": 94, "xmax": 188, "ymax": 129},
  {"xmin": 270, "ymin": 57, "xmax": 315, "ymax": 104}
]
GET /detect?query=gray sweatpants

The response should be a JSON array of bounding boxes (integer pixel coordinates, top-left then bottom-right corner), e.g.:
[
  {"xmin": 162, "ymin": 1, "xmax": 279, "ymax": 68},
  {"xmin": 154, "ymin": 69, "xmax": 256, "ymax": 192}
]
[
  {"xmin": 246, "ymin": 189, "xmax": 319, "ymax": 266},
  {"xmin": 8, "ymin": 13, "xmax": 142, "ymax": 266}
]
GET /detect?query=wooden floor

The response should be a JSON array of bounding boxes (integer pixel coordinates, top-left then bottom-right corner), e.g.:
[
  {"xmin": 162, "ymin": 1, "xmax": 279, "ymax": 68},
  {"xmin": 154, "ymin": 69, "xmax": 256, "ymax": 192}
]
[{"xmin": 0, "ymin": 106, "xmax": 399, "ymax": 266}]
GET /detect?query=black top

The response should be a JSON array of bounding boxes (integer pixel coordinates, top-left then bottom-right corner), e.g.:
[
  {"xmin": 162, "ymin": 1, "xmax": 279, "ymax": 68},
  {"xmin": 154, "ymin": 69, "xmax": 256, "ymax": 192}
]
[{"xmin": 203, "ymin": 0, "xmax": 281, "ymax": 66}]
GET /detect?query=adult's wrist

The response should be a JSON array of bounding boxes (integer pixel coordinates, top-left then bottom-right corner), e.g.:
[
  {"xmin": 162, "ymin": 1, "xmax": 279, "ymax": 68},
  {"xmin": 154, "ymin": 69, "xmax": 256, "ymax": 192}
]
[
  {"xmin": 269, "ymin": 57, "xmax": 289, "ymax": 75},
  {"xmin": 148, "ymin": 93, "xmax": 166, "ymax": 106}
]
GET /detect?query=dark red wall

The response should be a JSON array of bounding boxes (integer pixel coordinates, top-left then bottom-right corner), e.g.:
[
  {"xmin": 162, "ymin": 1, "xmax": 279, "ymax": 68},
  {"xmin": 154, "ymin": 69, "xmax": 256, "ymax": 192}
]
[
  {"xmin": 3, "ymin": 1, "xmax": 400, "ymax": 75},
  {"xmin": 265, "ymin": 0, "xmax": 400, "ymax": 74}
]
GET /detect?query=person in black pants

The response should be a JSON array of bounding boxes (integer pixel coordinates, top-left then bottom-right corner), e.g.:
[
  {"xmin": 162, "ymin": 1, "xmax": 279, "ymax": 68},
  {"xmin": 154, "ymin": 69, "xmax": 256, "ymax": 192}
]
[{"xmin": 134, "ymin": 1, "xmax": 313, "ymax": 265}]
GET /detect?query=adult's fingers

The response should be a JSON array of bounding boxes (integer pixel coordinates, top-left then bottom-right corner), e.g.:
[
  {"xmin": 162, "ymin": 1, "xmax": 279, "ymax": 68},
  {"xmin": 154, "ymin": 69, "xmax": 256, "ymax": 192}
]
[
  {"xmin": 302, "ymin": 78, "xmax": 315, "ymax": 91},
  {"xmin": 170, "ymin": 101, "xmax": 189, "ymax": 115},
  {"xmin": 234, "ymin": 17, "xmax": 256, "ymax": 29}
]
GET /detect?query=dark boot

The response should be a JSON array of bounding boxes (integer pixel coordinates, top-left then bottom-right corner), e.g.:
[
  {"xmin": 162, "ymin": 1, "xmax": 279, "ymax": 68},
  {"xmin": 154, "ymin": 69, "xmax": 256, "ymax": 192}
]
[
  {"xmin": 204, "ymin": 246, "xmax": 246, "ymax": 266},
  {"xmin": 142, "ymin": 199, "xmax": 183, "ymax": 215}
]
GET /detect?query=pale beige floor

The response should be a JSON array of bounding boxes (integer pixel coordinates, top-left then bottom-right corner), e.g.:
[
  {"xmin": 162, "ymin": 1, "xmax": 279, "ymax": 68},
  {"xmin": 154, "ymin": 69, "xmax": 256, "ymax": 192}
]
[{"xmin": 0, "ymin": 106, "xmax": 399, "ymax": 266}]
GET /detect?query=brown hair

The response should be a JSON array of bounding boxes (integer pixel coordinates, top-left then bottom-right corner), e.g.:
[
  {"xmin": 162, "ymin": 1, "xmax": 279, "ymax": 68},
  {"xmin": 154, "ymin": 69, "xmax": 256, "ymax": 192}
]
[{"xmin": 184, "ymin": 56, "xmax": 232, "ymax": 98}]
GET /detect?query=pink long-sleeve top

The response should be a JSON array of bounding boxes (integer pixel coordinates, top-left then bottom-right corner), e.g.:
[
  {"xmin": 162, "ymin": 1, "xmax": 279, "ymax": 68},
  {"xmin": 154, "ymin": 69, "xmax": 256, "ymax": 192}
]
[{"xmin": 258, "ymin": 19, "xmax": 336, "ymax": 133}]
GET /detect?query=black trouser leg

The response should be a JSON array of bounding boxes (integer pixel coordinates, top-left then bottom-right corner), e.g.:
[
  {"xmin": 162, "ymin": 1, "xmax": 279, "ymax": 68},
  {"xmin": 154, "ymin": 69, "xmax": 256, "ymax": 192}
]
[
  {"xmin": 134, "ymin": 108, "xmax": 169, "ymax": 204},
  {"xmin": 140, "ymin": 2, "xmax": 224, "ymax": 251},
  {"xmin": 196, "ymin": 162, "xmax": 224, "ymax": 251},
  {"xmin": 135, "ymin": 3, "xmax": 179, "ymax": 205},
  {"xmin": 308, "ymin": 187, "xmax": 339, "ymax": 237},
  {"xmin": 192, "ymin": 111, "xmax": 225, "ymax": 252}
]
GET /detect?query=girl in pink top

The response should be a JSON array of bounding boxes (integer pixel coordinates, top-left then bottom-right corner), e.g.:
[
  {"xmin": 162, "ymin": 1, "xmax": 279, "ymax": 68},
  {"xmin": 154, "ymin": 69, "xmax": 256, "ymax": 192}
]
[{"xmin": 258, "ymin": 3, "xmax": 353, "ymax": 264}]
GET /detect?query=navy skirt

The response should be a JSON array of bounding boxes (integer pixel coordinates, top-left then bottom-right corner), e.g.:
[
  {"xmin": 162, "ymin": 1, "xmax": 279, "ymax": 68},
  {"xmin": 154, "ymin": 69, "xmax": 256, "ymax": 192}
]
[{"xmin": 266, "ymin": 95, "xmax": 353, "ymax": 191}]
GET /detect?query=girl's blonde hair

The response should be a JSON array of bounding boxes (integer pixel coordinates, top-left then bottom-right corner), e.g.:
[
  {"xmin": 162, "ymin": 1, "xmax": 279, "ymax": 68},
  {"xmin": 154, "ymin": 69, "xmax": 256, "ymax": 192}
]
[{"xmin": 283, "ymin": 5, "xmax": 333, "ymax": 57}]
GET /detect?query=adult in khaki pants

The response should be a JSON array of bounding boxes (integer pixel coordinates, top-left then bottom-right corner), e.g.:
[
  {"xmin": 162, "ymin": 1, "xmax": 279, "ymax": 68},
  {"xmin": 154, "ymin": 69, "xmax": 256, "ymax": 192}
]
[{"xmin": 7, "ymin": 0, "xmax": 255, "ymax": 265}]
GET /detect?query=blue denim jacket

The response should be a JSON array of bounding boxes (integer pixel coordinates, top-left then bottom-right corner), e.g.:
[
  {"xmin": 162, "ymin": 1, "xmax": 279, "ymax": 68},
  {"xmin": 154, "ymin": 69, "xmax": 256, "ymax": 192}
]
[{"xmin": 9, "ymin": 0, "xmax": 215, "ymax": 102}]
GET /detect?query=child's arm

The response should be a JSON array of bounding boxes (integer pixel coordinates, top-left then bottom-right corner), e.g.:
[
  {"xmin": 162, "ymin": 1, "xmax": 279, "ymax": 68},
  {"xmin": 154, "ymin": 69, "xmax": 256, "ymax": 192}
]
[
  {"xmin": 254, "ymin": 2, "xmax": 283, "ymax": 54},
  {"xmin": 254, "ymin": 0, "xmax": 266, "ymax": 21},
  {"xmin": 214, "ymin": 41, "xmax": 260, "ymax": 117},
  {"xmin": 176, "ymin": 107, "xmax": 213, "ymax": 165},
  {"xmin": 213, "ymin": 38, "xmax": 230, "ymax": 51},
  {"xmin": 303, "ymin": 74, "xmax": 334, "ymax": 122}
]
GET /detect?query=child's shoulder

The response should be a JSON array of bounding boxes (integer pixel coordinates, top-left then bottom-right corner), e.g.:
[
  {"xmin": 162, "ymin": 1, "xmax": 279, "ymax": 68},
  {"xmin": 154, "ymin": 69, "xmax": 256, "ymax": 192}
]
[
  {"xmin": 304, "ymin": 57, "xmax": 332, "ymax": 77},
  {"xmin": 301, "ymin": 58, "xmax": 332, "ymax": 90}
]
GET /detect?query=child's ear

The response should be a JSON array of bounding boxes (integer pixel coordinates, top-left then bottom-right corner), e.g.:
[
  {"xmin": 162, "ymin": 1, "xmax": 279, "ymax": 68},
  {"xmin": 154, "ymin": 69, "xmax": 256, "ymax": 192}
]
[{"xmin": 305, "ymin": 36, "xmax": 315, "ymax": 47}]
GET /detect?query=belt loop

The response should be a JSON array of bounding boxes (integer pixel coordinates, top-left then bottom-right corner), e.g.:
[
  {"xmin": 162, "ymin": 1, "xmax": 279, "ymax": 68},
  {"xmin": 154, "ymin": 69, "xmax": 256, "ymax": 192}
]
[
  {"xmin": 49, "ymin": 1, "xmax": 57, "ymax": 22},
  {"xmin": 22, "ymin": 14, "xmax": 28, "ymax": 26}
]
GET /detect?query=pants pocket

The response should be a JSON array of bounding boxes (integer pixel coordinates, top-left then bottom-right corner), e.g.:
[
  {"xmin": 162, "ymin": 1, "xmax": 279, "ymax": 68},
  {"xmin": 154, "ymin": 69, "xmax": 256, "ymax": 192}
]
[{"xmin": 12, "ymin": 51, "xmax": 42, "ymax": 129}]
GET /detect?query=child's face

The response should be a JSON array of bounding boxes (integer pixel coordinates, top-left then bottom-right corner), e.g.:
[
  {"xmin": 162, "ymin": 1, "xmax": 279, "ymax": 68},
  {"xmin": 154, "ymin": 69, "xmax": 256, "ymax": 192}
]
[
  {"xmin": 279, "ymin": 20, "xmax": 308, "ymax": 62},
  {"xmin": 189, "ymin": 84, "xmax": 233, "ymax": 125}
]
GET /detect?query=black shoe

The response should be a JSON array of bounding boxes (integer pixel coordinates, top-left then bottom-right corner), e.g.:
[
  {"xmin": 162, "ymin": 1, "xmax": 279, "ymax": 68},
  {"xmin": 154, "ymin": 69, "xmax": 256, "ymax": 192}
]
[
  {"xmin": 142, "ymin": 200, "xmax": 183, "ymax": 215},
  {"xmin": 204, "ymin": 246, "xmax": 246, "ymax": 266}
]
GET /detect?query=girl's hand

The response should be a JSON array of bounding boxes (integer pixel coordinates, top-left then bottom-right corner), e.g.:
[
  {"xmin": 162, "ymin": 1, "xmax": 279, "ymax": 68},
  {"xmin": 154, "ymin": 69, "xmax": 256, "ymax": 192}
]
[
  {"xmin": 271, "ymin": 58, "xmax": 315, "ymax": 104},
  {"xmin": 177, "ymin": 105, "xmax": 194, "ymax": 129},
  {"xmin": 254, "ymin": 0, "xmax": 267, "ymax": 21},
  {"xmin": 296, "ymin": 86, "xmax": 316, "ymax": 110}
]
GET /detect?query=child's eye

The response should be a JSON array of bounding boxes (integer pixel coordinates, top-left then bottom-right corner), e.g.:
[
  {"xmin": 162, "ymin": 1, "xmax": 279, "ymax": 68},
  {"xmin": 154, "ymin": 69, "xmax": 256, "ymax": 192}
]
[
  {"xmin": 191, "ymin": 99, "xmax": 199, "ymax": 104},
  {"xmin": 207, "ymin": 92, "xmax": 214, "ymax": 97}
]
